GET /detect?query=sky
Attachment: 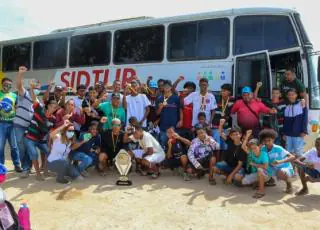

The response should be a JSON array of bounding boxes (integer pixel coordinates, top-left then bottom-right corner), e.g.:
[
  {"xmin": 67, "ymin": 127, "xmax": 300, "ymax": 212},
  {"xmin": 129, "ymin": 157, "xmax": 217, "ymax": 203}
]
[{"xmin": 0, "ymin": 0, "xmax": 319, "ymax": 50}]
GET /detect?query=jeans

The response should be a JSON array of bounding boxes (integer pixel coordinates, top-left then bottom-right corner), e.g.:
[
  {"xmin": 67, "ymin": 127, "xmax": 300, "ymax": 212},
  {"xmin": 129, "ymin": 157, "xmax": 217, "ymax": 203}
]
[
  {"xmin": 24, "ymin": 138, "xmax": 49, "ymax": 161},
  {"xmin": 48, "ymin": 159, "xmax": 80, "ymax": 183},
  {"xmin": 72, "ymin": 152, "xmax": 93, "ymax": 173},
  {"xmin": 14, "ymin": 126, "xmax": 31, "ymax": 171},
  {"xmin": 159, "ymin": 131, "xmax": 168, "ymax": 149},
  {"xmin": 0, "ymin": 122, "xmax": 20, "ymax": 166}
]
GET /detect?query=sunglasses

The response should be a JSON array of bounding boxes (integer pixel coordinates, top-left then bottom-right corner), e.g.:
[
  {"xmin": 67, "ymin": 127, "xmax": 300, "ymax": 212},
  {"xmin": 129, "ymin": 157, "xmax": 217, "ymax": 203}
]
[{"xmin": 3, "ymin": 83, "xmax": 12, "ymax": 87}]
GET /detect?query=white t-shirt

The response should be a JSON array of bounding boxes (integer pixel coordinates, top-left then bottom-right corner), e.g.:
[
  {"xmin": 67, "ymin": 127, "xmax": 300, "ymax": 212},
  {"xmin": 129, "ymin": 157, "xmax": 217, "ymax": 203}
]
[
  {"xmin": 126, "ymin": 94, "xmax": 151, "ymax": 127},
  {"xmin": 48, "ymin": 135, "xmax": 72, "ymax": 163},
  {"xmin": 130, "ymin": 131, "xmax": 164, "ymax": 155},
  {"xmin": 184, "ymin": 92, "xmax": 217, "ymax": 126},
  {"xmin": 303, "ymin": 148, "xmax": 320, "ymax": 172}
]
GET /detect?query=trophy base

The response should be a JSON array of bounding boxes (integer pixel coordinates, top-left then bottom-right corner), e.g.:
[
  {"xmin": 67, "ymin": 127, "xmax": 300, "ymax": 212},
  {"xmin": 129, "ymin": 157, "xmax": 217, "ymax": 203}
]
[{"xmin": 116, "ymin": 176, "xmax": 132, "ymax": 186}]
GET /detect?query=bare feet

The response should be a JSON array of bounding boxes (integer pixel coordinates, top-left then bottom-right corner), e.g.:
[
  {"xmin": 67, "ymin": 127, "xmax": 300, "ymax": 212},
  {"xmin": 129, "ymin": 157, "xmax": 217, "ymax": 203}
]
[{"xmin": 295, "ymin": 188, "xmax": 309, "ymax": 196}]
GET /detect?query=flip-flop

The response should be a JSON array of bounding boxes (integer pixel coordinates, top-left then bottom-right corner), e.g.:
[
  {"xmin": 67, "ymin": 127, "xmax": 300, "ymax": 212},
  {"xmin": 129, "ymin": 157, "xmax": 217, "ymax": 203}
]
[
  {"xmin": 151, "ymin": 172, "xmax": 160, "ymax": 179},
  {"xmin": 252, "ymin": 192, "xmax": 265, "ymax": 199},
  {"xmin": 265, "ymin": 178, "xmax": 276, "ymax": 187},
  {"xmin": 209, "ymin": 177, "xmax": 217, "ymax": 185}
]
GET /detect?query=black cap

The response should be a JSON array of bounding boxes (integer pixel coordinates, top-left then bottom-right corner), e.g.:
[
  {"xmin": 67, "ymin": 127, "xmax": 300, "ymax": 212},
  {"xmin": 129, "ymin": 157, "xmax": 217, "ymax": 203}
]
[
  {"xmin": 77, "ymin": 84, "xmax": 87, "ymax": 91},
  {"xmin": 112, "ymin": 93, "xmax": 121, "ymax": 98},
  {"xmin": 163, "ymin": 80, "xmax": 172, "ymax": 87}
]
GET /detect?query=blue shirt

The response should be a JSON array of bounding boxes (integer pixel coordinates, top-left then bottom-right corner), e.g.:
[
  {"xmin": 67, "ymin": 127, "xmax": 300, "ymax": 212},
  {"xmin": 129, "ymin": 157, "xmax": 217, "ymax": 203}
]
[
  {"xmin": 261, "ymin": 144, "xmax": 293, "ymax": 172},
  {"xmin": 156, "ymin": 94, "xmax": 180, "ymax": 131},
  {"xmin": 77, "ymin": 133, "xmax": 101, "ymax": 153},
  {"xmin": 248, "ymin": 150, "xmax": 272, "ymax": 176}
]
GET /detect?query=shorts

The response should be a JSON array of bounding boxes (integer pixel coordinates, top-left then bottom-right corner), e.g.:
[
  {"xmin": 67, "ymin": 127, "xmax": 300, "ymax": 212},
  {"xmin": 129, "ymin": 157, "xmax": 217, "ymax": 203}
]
[
  {"xmin": 215, "ymin": 161, "xmax": 245, "ymax": 176},
  {"xmin": 299, "ymin": 165, "xmax": 320, "ymax": 178},
  {"xmin": 24, "ymin": 138, "xmax": 49, "ymax": 161},
  {"xmin": 242, "ymin": 168, "xmax": 271, "ymax": 185},
  {"xmin": 212, "ymin": 129, "xmax": 227, "ymax": 150},
  {"xmin": 162, "ymin": 156, "xmax": 185, "ymax": 169},
  {"xmin": 272, "ymin": 166, "xmax": 294, "ymax": 178},
  {"xmin": 188, "ymin": 153, "xmax": 214, "ymax": 169},
  {"xmin": 144, "ymin": 152, "xmax": 165, "ymax": 164},
  {"xmin": 285, "ymin": 136, "xmax": 304, "ymax": 156},
  {"xmin": 132, "ymin": 149, "xmax": 144, "ymax": 159}
]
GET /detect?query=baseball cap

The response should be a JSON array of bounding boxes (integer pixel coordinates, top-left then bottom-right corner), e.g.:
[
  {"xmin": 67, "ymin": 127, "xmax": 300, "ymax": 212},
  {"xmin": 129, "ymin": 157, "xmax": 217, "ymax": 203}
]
[
  {"xmin": 163, "ymin": 80, "xmax": 172, "ymax": 88},
  {"xmin": 149, "ymin": 80, "xmax": 158, "ymax": 89},
  {"xmin": 111, "ymin": 93, "xmax": 121, "ymax": 98},
  {"xmin": 248, "ymin": 138, "xmax": 259, "ymax": 146},
  {"xmin": 55, "ymin": 85, "xmax": 64, "ymax": 91},
  {"xmin": 241, "ymin": 86, "xmax": 252, "ymax": 95}
]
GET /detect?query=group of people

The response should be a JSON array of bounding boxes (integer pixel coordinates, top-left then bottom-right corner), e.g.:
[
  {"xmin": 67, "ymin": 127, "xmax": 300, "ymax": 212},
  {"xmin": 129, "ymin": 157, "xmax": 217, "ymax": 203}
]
[{"xmin": 0, "ymin": 66, "xmax": 319, "ymax": 199}]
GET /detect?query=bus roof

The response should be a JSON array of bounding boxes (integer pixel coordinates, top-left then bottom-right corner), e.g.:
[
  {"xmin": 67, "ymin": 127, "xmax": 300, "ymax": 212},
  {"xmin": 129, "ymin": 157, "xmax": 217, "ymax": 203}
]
[{"xmin": 0, "ymin": 7, "xmax": 298, "ymax": 45}]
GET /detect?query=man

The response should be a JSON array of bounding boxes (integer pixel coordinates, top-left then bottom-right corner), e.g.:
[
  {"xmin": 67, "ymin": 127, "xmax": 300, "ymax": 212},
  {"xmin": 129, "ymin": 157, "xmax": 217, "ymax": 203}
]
[
  {"xmin": 13, "ymin": 67, "xmax": 34, "ymax": 176},
  {"xmin": 184, "ymin": 78, "xmax": 217, "ymax": 127},
  {"xmin": 95, "ymin": 81, "xmax": 106, "ymax": 100},
  {"xmin": 55, "ymin": 98, "xmax": 85, "ymax": 129},
  {"xmin": 106, "ymin": 80, "xmax": 124, "ymax": 106},
  {"xmin": 100, "ymin": 118, "xmax": 125, "ymax": 175},
  {"xmin": 231, "ymin": 86, "xmax": 276, "ymax": 137},
  {"xmin": 156, "ymin": 80, "xmax": 183, "ymax": 148},
  {"xmin": 0, "ymin": 77, "xmax": 21, "ymax": 172},
  {"xmin": 130, "ymin": 125, "xmax": 165, "ymax": 179},
  {"xmin": 124, "ymin": 80, "xmax": 150, "ymax": 128},
  {"xmin": 187, "ymin": 124, "xmax": 220, "ymax": 184},
  {"xmin": 98, "ymin": 93, "xmax": 126, "ymax": 130},
  {"xmin": 180, "ymin": 81, "xmax": 196, "ymax": 131},
  {"xmin": 295, "ymin": 137, "xmax": 320, "ymax": 195},
  {"xmin": 280, "ymin": 67, "xmax": 306, "ymax": 100},
  {"xmin": 73, "ymin": 84, "xmax": 87, "ymax": 109},
  {"xmin": 43, "ymin": 84, "xmax": 65, "ymax": 108},
  {"xmin": 81, "ymin": 86, "xmax": 101, "ymax": 132}
]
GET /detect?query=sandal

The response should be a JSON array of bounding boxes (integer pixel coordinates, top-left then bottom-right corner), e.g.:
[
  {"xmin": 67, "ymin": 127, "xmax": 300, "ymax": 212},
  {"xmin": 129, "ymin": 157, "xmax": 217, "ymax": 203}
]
[
  {"xmin": 252, "ymin": 182, "xmax": 259, "ymax": 190},
  {"xmin": 99, "ymin": 171, "xmax": 107, "ymax": 177},
  {"xmin": 265, "ymin": 177, "xmax": 276, "ymax": 187},
  {"xmin": 209, "ymin": 178, "xmax": 217, "ymax": 185},
  {"xmin": 252, "ymin": 192, "xmax": 265, "ymax": 199},
  {"xmin": 151, "ymin": 172, "xmax": 160, "ymax": 179},
  {"xmin": 295, "ymin": 188, "xmax": 309, "ymax": 196},
  {"xmin": 284, "ymin": 186, "xmax": 293, "ymax": 194}
]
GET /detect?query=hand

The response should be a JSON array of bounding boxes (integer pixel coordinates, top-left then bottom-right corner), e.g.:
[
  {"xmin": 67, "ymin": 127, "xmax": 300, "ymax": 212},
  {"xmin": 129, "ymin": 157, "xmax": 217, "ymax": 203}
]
[
  {"xmin": 167, "ymin": 139, "xmax": 172, "ymax": 147},
  {"xmin": 271, "ymin": 160, "xmax": 280, "ymax": 166},
  {"xmin": 18, "ymin": 66, "xmax": 27, "ymax": 74},
  {"xmin": 172, "ymin": 133, "xmax": 180, "ymax": 140},
  {"xmin": 219, "ymin": 119, "xmax": 226, "ymax": 127},
  {"xmin": 270, "ymin": 108, "xmax": 277, "ymax": 114},
  {"xmin": 178, "ymin": 76, "xmax": 185, "ymax": 81},
  {"xmin": 176, "ymin": 121, "xmax": 183, "ymax": 128},
  {"xmin": 100, "ymin": 116, "xmax": 108, "ymax": 123},
  {"xmin": 246, "ymin": 130, "xmax": 252, "ymax": 137},
  {"xmin": 300, "ymin": 132, "xmax": 306, "ymax": 138},
  {"xmin": 83, "ymin": 107, "xmax": 91, "ymax": 113},
  {"xmin": 63, "ymin": 113, "xmax": 72, "ymax": 121},
  {"xmin": 226, "ymin": 175, "xmax": 233, "ymax": 185},
  {"xmin": 256, "ymin": 82, "xmax": 263, "ymax": 88},
  {"xmin": 63, "ymin": 119, "xmax": 71, "ymax": 127},
  {"xmin": 301, "ymin": 99, "xmax": 306, "ymax": 108}
]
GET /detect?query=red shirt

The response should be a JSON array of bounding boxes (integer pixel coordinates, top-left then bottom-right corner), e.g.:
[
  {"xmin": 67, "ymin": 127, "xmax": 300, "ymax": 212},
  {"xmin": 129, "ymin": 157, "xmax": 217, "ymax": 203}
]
[
  {"xmin": 231, "ymin": 99, "xmax": 270, "ymax": 130},
  {"xmin": 55, "ymin": 108, "xmax": 86, "ymax": 128},
  {"xmin": 180, "ymin": 93, "xmax": 193, "ymax": 129}
]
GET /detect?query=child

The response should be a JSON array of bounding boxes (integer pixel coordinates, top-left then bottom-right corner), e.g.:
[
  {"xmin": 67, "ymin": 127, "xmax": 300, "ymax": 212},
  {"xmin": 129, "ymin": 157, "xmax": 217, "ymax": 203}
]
[
  {"xmin": 187, "ymin": 124, "xmax": 220, "ymax": 184},
  {"xmin": 212, "ymin": 83, "xmax": 234, "ymax": 150},
  {"xmin": 295, "ymin": 137, "xmax": 320, "ymax": 195},
  {"xmin": 193, "ymin": 112, "xmax": 211, "ymax": 135},
  {"xmin": 241, "ymin": 130, "xmax": 273, "ymax": 199},
  {"xmin": 162, "ymin": 127, "xmax": 191, "ymax": 181},
  {"xmin": 283, "ymin": 88, "xmax": 308, "ymax": 159},
  {"xmin": 259, "ymin": 129, "xmax": 295, "ymax": 193},
  {"xmin": 211, "ymin": 119, "xmax": 246, "ymax": 185}
]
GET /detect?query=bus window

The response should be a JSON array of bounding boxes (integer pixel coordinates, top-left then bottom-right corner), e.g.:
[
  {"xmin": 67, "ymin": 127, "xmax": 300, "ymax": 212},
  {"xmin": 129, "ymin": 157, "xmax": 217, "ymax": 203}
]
[
  {"xmin": 2, "ymin": 43, "xmax": 31, "ymax": 72},
  {"xmin": 70, "ymin": 32, "xmax": 111, "ymax": 67},
  {"xmin": 33, "ymin": 38, "xmax": 67, "ymax": 69},
  {"xmin": 234, "ymin": 15, "xmax": 298, "ymax": 55},
  {"xmin": 114, "ymin": 25, "xmax": 164, "ymax": 64},
  {"xmin": 168, "ymin": 18, "xmax": 230, "ymax": 61},
  {"xmin": 294, "ymin": 13, "xmax": 311, "ymax": 45}
]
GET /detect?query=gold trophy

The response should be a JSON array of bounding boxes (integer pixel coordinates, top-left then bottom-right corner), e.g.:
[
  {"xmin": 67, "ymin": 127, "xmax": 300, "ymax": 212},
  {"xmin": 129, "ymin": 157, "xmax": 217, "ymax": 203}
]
[{"xmin": 115, "ymin": 149, "xmax": 132, "ymax": 186}]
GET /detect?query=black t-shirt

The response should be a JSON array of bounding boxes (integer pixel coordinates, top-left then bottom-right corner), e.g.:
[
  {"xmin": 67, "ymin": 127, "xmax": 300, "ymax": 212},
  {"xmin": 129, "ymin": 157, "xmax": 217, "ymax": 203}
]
[
  {"xmin": 101, "ymin": 130, "xmax": 125, "ymax": 159},
  {"xmin": 164, "ymin": 140, "xmax": 186, "ymax": 159},
  {"xmin": 223, "ymin": 139, "xmax": 246, "ymax": 168}
]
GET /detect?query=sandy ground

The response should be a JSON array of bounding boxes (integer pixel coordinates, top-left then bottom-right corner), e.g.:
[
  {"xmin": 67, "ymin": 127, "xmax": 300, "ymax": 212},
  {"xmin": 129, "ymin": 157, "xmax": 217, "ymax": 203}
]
[{"xmin": 1, "ymin": 151, "xmax": 320, "ymax": 230}]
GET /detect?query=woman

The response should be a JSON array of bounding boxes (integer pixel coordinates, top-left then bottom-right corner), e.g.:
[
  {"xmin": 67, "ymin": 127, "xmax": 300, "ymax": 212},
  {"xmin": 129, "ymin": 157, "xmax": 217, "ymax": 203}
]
[{"xmin": 47, "ymin": 120, "xmax": 83, "ymax": 184}]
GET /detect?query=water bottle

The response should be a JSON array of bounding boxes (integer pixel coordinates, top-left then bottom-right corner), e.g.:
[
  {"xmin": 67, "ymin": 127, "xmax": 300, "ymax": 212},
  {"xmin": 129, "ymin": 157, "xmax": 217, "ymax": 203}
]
[
  {"xmin": 18, "ymin": 202, "xmax": 31, "ymax": 230},
  {"xmin": 220, "ymin": 71, "xmax": 226, "ymax": 80}
]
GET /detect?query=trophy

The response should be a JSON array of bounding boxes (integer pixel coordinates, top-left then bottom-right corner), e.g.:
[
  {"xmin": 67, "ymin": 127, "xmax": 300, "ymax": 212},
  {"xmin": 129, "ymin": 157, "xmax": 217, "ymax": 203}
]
[{"xmin": 115, "ymin": 149, "xmax": 132, "ymax": 186}]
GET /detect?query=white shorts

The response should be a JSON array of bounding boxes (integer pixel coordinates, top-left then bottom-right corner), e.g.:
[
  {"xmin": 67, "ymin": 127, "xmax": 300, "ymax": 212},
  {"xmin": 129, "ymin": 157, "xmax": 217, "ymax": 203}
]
[
  {"xmin": 144, "ymin": 152, "xmax": 165, "ymax": 164},
  {"xmin": 242, "ymin": 169, "xmax": 271, "ymax": 185},
  {"xmin": 132, "ymin": 149, "xmax": 144, "ymax": 159}
]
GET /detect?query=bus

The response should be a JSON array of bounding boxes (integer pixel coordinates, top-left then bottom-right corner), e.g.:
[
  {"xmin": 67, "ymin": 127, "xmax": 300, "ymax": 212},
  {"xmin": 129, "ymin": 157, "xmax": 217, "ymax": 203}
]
[{"xmin": 0, "ymin": 7, "xmax": 320, "ymax": 148}]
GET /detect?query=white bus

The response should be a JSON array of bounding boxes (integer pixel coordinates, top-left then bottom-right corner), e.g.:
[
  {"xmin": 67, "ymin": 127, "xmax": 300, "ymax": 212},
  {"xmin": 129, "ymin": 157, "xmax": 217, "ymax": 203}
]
[{"xmin": 1, "ymin": 7, "xmax": 320, "ymax": 148}]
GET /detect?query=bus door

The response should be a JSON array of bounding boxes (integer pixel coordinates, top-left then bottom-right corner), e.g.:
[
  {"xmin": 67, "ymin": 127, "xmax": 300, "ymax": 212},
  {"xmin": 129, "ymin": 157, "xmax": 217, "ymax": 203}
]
[{"xmin": 233, "ymin": 50, "xmax": 272, "ymax": 99}]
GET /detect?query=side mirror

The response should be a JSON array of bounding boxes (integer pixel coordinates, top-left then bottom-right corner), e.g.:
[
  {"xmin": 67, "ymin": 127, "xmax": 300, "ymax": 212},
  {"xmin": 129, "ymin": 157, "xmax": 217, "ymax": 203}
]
[{"xmin": 317, "ymin": 56, "xmax": 320, "ymax": 83}]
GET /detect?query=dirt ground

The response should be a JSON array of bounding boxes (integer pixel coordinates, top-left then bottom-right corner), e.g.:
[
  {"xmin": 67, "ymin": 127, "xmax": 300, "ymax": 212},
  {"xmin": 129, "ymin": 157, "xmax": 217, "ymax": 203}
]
[{"xmin": 1, "ymin": 154, "xmax": 320, "ymax": 230}]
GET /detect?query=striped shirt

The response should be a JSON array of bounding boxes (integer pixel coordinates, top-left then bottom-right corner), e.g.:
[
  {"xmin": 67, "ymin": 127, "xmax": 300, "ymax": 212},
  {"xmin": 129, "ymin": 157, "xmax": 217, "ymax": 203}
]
[
  {"xmin": 13, "ymin": 90, "xmax": 34, "ymax": 128},
  {"xmin": 26, "ymin": 102, "xmax": 49, "ymax": 142}
]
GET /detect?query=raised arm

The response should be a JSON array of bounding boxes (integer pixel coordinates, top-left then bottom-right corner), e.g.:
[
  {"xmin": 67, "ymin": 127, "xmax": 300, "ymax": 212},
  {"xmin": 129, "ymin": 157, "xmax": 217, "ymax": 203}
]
[
  {"xmin": 43, "ymin": 80, "xmax": 54, "ymax": 103},
  {"xmin": 29, "ymin": 81, "xmax": 37, "ymax": 103},
  {"xmin": 241, "ymin": 130, "xmax": 252, "ymax": 154},
  {"xmin": 172, "ymin": 76, "xmax": 184, "ymax": 91},
  {"xmin": 50, "ymin": 120, "xmax": 70, "ymax": 140},
  {"xmin": 253, "ymin": 82, "xmax": 262, "ymax": 99},
  {"xmin": 16, "ymin": 66, "xmax": 27, "ymax": 96},
  {"xmin": 218, "ymin": 119, "xmax": 227, "ymax": 141},
  {"xmin": 174, "ymin": 133, "xmax": 191, "ymax": 147}
]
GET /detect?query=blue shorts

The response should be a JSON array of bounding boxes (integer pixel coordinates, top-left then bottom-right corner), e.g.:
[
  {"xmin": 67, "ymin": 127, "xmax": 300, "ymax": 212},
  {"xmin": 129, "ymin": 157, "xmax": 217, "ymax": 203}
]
[
  {"xmin": 300, "ymin": 166, "xmax": 320, "ymax": 178},
  {"xmin": 24, "ymin": 138, "xmax": 49, "ymax": 161},
  {"xmin": 285, "ymin": 136, "xmax": 304, "ymax": 157},
  {"xmin": 215, "ymin": 161, "xmax": 244, "ymax": 175},
  {"xmin": 212, "ymin": 129, "xmax": 227, "ymax": 150}
]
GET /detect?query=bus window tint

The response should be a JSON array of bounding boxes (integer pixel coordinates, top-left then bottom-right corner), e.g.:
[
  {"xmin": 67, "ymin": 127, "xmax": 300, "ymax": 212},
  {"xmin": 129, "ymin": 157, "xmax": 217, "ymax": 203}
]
[
  {"xmin": 168, "ymin": 18, "xmax": 230, "ymax": 61},
  {"xmin": 114, "ymin": 26, "xmax": 164, "ymax": 64},
  {"xmin": 2, "ymin": 43, "xmax": 31, "ymax": 71},
  {"xmin": 234, "ymin": 15, "xmax": 298, "ymax": 55},
  {"xmin": 70, "ymin": 32, "xmax": 111, "ymax": 67},
  {"xmin": 33, "ymin": 38, "xmax": 67, "ymax": 69}
]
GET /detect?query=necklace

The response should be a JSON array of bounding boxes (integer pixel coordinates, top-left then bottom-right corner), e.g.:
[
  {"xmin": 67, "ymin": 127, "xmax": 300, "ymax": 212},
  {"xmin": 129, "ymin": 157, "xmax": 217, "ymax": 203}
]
[
  {"xmin": 111, "ymin": 106, "xmax": 118, "ymax": 119},
  {"xmin": 221, "ymin": 96, "xmax": 230, "ymax": 117},
  {"xmin": 111, "ymin": 132, "xmax": 119, "ymax": 153},
  {"xmin": 163, "ymin": 94, "xmax": 172, "ymax": 106}
]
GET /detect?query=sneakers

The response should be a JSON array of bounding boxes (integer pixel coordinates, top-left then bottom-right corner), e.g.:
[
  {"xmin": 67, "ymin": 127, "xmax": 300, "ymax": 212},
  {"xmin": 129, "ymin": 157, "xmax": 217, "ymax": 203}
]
[
  {"xmin": 81, "ymin": 170, "xmax": 90, "ymax": 177},
  {"xmin": 58, "ymin": 179, "xmax": 71, "ymax": 185},
  {"xmin": 20, "ymin": 171, "xmax": 30, "ymax": 179},
  {"xmin": 14, "ymin": 165, "xmax": 23, "ymax": 173},
  {"xmin": 74, "ymin": 175, "xmax": 85, "ymax": 181}
]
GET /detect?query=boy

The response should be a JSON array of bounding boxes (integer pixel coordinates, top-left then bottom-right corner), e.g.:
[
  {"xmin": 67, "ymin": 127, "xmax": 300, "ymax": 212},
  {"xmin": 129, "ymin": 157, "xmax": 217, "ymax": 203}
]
[
  {"xmin": 259, "ymin": 129, "xmax": 295, "ymax": 193},
  {"xmin": 187, "ymin": 124, "xmax": 219, "ymax": 184},
  {"xmin": 295, "ymin": 137, "xmax": 320, "ymax": 195},
  {"xmin": 241, "ymin": 130, "xmax": 273, "ymax": 199},
  {"xmin": 162, "ymin": 127, "xmax": 191, "ymax": 181},
  {"xmin": 212, "ymin": 83, "xmax": 234, "ymax": 150},
  {"xmin": 192, "ymin": 112, "xmax": 211, "ymax": 136},
  {"xmin": 283, "ymin": 88, "xmax": 308, "ymax": 158},
  {"xmin": 211, "ymin": 119, "xmax": 246, "ymax": 185}
]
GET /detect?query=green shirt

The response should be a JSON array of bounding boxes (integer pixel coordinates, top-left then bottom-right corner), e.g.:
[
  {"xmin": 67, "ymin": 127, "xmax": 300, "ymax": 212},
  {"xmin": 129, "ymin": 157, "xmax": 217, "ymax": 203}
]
[
  {"xmin": 0, "ymin": 91, "xmax": 17, "ymax": 122},
  {"xmin": 98, "ymin": 102, "xmax": 125, "ymax": 130},
  {"xmin": 280, "ymin": 78, "xmax": 305, "ymax": 97},
  {"xmin": 247, "ymin": 150, "xmax": 272, "ymax": 176}
]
